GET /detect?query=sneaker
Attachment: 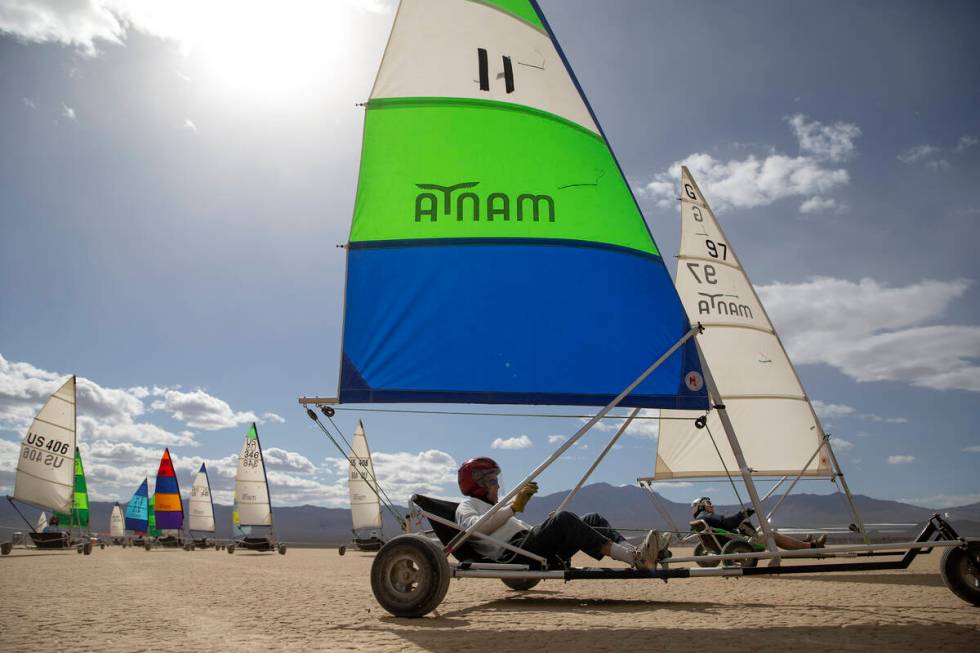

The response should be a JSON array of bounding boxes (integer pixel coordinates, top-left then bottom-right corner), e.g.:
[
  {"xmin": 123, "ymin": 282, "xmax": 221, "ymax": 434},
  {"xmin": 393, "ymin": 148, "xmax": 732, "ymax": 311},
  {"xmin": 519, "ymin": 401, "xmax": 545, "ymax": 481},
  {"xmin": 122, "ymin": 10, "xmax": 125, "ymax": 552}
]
[
  {"xmin": 635, "ymin": 530, "xmax": 663, "ymax": 570},
  {"xmin": 810, "ymin": 534, "xmax": 827, "ymax": 548}
]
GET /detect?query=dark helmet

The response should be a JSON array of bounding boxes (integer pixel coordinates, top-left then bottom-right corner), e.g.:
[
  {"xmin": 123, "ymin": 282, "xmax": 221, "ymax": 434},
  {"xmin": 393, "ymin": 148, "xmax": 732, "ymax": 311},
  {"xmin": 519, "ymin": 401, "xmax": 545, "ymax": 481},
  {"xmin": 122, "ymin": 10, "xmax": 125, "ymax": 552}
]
[
  {"xmin": 458, "ymin": 457, "xmax": 501, "ymax": 500},
  {"xmin": 691, "ymin": 496, "xmax": 713, "ymax": 517}
]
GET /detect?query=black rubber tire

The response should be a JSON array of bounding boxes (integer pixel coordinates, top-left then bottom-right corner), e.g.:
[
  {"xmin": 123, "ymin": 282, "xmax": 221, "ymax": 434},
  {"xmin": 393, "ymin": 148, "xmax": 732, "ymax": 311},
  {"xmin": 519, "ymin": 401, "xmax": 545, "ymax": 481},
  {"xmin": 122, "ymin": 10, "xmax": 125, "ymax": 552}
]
[
  {"xmin": 2, "ymin": 541, "xmax": 12, "ymax": 555},
  {"xmin": 501, "ymin": 578, "xmax": 541, "ymax": 591},
  {"xmin": 940, "ymin": 543, "xmax": 980, "ymax": 606},
  {"xmin": 227, "ymin": 545, "xmax": 235, "ymax": 554},
  {"xmin": 370, "ymin": 534, "xmax": 450, "ymax": 618},
  {"xmin": 100, "ymin": 543, "xmax": 105, "ymax": 550},
  {"xmin": 721, "ymin": 539, "xmax": 759, "ymax": 568},
  {"xmin": 694, "ymin": 543, "xmax": 720, "ymax": 568},
  {"xmin": 76, "ymin": 545, "xmax": 83, "ymax": 554},
  {"xmin": 144, "ymin": 542, "xmax": 152, "ymax": 551},
  {"xmin": 83, "ymin": 542, "xmax": 92, "ymax": 555},
  {"xmin": 278, "ymin": 544, "xmax": 287, "ymax": 555},
  {"xmin": 338, "ymin": 545, "xmax": 346, "ymax": 556}
]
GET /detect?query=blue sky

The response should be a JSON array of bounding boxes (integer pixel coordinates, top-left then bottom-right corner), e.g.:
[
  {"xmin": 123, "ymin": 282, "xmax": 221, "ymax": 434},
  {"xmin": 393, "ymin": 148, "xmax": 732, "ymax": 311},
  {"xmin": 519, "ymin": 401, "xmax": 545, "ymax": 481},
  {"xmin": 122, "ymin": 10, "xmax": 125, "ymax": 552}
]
[{"xmin": 1, "ymin": 0, "xmax": 978, "ymax": 512}]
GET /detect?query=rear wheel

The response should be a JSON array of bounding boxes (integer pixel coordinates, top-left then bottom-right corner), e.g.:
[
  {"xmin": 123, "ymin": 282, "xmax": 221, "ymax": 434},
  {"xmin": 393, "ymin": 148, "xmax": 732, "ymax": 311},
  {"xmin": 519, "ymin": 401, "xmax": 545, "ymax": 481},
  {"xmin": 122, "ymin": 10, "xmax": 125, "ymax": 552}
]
[
  {"xmin": 100, "ymin": 543, "xmax": 106, "ymax": 550},
  {"xmin": 941, "ymin": 543, "xmax": 980, "ymax": 606},
  {"xmin": 694, "ymin": 543, "xmax": 720, "ymax": 568},
  {"xmin": 501, "ymin": 578, "xmax": 541, "ymax": 591},
  {"xmin": 227, "ymin": 545, "xmax": 235, "ymax": 554},
  {"xmin": 83, "ymin": 542, "xmax": 92, "ymax": 555},
  {"xmin": 2, "ymin": 542, "xmax": 12, "ymax": 555},
  {"xmin": 278, "ymin": 544, "xmax": 287, "ymax": 555},
  {"xmin": 721, "ymin": 540, "xmax": 758, "ymax": 568},
  {"xmin": 339, "ymin": 545, "xmax": 346, "ymax": 556},
  {"xmin": 144, "ymin": 542, "xmax": 152, "ymax": 551},
  {"xmin": 371, "ymin": 535, "xmax": 450, "ymax": 618}
]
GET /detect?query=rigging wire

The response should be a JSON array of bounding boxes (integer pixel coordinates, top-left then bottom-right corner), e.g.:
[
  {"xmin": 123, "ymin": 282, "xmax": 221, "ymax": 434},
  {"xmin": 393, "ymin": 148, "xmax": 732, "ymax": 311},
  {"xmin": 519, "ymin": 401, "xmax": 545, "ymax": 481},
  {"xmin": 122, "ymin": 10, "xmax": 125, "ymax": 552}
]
[
  {"xmin": 703, "ymin": 422, "xmax": 747, "ymax": 510},
  {"xmin": 323, "ymin": 413, "xmax": 405, "ymax": 519}
]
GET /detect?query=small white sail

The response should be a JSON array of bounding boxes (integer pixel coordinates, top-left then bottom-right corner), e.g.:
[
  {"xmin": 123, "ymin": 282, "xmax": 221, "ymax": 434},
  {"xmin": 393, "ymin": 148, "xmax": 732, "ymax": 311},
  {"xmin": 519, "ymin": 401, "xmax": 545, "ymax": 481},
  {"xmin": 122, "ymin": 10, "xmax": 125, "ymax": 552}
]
[
  {"xmin": 349, "ymin": 421, "xmax": 383, "ymax": 534},
  {"xmin": 655, "ymin": 169, "xmax": 833, "ymax": 479},
  {"xmin": 36, "ymin": 511, "xmax": 48, "ymax": 532},
  {"xmin": 109, "ymin": 503, "xmax": 125, "ymax": 538},
  {"xmin": 188, "ymin": 464, "xmax": 215, "ymax": 533},
  {"xmin": 235, "ymin": 423, "xmax": 272, "ymax": 526},
  {"xmin": 14, "ymin": 376, "xmax": 77, "ymax": 513}
]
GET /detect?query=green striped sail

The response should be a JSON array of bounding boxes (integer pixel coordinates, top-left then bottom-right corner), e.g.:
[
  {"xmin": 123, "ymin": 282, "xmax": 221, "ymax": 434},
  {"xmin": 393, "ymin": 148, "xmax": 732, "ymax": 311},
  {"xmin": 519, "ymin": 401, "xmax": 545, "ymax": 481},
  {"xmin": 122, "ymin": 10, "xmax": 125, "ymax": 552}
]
[{"xmin": 54, "ymin": 448, "xmax": 89, "ymax": 528}]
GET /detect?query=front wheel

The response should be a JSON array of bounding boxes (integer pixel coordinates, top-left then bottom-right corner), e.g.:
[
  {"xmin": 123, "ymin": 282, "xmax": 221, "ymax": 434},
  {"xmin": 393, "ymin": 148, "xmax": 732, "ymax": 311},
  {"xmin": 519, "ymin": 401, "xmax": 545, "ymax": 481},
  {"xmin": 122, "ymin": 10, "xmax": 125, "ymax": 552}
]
[
  {"xmin": 144, "ymin": 542, "xmax": 152, "ymax": 551},
  {"xmin": 721, "ymin": 540, "xmax": 758, "ymax": 568},
  {"xmin": 501, "ymin": 578, "xmax": 540, "ymax": 591},
  {"xmin": 339, "ymin": 545, "xmax": 346, "ymax": 556},
  {"xmin": 371, "ymin": 535, "xmax": 450, "ymax": 618},
  {"xmin": 1, "ymin": 542, "xmax": 11, "ymax": 556},
  {"xmin": 227, "ymin": 545, "xmax": 235, "ymax": 554},
  {"xmin": 278, "ymin": 544, "xmax": 287, "ymax": 555},
  {"xmin": 694, "ymin": 543, "xmax": 720, "ymax": 568},
  {"xmin": 941, "ymin": 543, "xmax": 980, "ymax": 606}
]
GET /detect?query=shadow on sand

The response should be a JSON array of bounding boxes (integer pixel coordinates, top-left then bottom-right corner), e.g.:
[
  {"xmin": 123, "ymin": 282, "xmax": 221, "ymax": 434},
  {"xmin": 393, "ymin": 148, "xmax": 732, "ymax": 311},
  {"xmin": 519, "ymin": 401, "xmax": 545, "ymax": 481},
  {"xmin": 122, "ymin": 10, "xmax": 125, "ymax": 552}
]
[{"xmin": 779, "ymin": 572, "xmax": 946, "ymax": 587}]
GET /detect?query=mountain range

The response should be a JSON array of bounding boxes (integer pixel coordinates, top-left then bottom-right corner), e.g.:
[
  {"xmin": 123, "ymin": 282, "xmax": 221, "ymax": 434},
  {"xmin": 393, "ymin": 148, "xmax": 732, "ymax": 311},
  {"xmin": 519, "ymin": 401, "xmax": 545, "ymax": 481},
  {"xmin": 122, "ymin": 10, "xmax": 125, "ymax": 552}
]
[{"xmin": 3, "ymin": 483, "xmax": 977, "ymax": 545}]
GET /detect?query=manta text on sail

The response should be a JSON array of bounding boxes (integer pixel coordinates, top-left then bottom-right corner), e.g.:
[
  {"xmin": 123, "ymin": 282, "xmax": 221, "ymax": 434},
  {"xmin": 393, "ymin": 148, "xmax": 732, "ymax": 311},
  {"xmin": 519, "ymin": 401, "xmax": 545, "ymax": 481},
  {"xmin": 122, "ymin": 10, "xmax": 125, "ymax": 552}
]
[{"xmin": 415, "ymin": 182, "xmax": 556, "ymax": 223}]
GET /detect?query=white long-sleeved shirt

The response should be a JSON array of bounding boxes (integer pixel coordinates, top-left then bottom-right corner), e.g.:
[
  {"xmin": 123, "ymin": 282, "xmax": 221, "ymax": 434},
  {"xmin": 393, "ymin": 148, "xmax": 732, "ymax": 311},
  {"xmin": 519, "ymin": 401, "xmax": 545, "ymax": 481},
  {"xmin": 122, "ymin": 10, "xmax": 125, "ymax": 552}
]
[{"xmin": 455, "ymin": 496, "xmax": 532, "ymax": 560}]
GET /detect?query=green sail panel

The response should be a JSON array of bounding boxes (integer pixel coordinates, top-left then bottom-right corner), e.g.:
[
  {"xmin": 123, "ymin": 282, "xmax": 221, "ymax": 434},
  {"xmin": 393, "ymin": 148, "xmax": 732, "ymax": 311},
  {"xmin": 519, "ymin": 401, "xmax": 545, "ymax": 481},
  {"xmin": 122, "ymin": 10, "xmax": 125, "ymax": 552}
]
[
  {"xmin": 351, "ymin": 98, "xmax": 657, "ymax": 255},
  {"xmin": 147, "ymin": 495, "xmax": 160, "ymax": 538},
  {"xmin": 54, "ymin": 448, "xmax": 89, "ymax": 528}
]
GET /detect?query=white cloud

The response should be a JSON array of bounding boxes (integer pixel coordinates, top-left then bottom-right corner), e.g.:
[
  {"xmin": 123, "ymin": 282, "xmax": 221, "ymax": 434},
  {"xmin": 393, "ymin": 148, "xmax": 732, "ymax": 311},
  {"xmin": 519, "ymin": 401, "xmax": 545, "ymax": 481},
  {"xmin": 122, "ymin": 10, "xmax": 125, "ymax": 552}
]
[
  {"xmin": 491, "ymin": 435, "xmax": 532, "ymax": 450},
  {"xmin": 22, "ymin": 97, "xmax": 36, "ymax": 109},
  {"xmin": 962, "ymin": 445, "xmax": 980, "ymax": 453},
  {"xmin": 637, "ymin": 115, "xmax": 857, "ymax": 216},
  {"xmin": 150, "ymin": 388, "xmax": 262, "ymax": 431},
  {"xmin": 183, "ymin": 118, "xmax": 197, "ymax": 132},
  {"xmin": 758, "ymin": 277, "xmax": 980, "ymax": 393},
  {"xmin": 787, "ymin": 114, "xmax": 860, "ymax": 162},
  {"xmin": 812, "ymin": 400, "xmax": 855, "ymax": 419},
  {"xmin": 954, "ymin": 135, "xmax": 978, "ymax": 153},
  {"xmin": 264, "ymin": 447, "xmax": 315, "ymax": 473},
  {"xmin": 799, "ymin": 196, "xmax": 843, "ymax": 215},
  {"xmin": 61, "ymin": 104, "xmax": 75, "ymax": 120},
  {"xmin": 370, "ymin": 449, "xmax": 457, "ymax": 503},
  {"xmin": 547, "ymin": 435, "xmax": 567, "ymax": 444},
  {"xmin": 829, "ymin": 437, "xmax": 853, "ymax": 451},
  {"xmin": 898, "ymin": 144, "xmax": 940, "ymax": 164},
  {"xmin": 0, "ymin": 0, "xmax": 126, "ymax": 55},
  {"xmin": 261, "ymin": 412, "xmax": 285, "ymax": 424},
  {"xmin": 926, "ymin": 159, "xmax": 951, "ymax": 171},
  {"xmin": 593, "ymin": 409, "xmax": 660, "ymax": 439},
  {"xmin": 887, "ymin": 455, "xmax": 915, "ymax": 464}
]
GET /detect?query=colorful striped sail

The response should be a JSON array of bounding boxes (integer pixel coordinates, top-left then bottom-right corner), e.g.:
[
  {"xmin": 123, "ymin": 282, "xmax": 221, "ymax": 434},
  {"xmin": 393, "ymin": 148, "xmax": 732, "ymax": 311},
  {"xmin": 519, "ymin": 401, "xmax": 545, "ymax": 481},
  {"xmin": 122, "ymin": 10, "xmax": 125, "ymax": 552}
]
[
  {"xmin": 335, "ymin": 0, "xmax": 705, "ymax": 408},
  {"xmin": 125, "ymin": 477, "xmax": 149, "ymax": 533},
  {"xmin": 54, "ymin": 447, "xmax": 89, "ymax": 528},
  {"xmin": 148, "ymin": 495, "xmax": 160, "ymax": 538},
  {"xmin": 153, "ymin": 448, "xmax": 183, "ymax": 530}
]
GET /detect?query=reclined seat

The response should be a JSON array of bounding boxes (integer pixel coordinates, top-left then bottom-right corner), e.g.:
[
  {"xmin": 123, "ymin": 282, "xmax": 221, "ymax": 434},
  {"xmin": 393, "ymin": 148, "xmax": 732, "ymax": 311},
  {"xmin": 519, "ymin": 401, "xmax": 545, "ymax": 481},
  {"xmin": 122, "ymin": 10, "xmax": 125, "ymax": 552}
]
[{"xmin": 411, "ymin": 494, "xmax": 506, "ymax": 565}]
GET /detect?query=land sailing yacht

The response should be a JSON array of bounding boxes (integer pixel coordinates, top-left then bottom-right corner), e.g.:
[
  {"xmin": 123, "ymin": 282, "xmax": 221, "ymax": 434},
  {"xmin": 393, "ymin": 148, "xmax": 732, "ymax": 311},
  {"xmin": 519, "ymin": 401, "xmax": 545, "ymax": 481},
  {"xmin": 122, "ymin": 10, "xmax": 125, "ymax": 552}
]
[
  {"xmin": 299, "ymin": 0, "xmax": 978, "ymax": 616},
  {"xmin": 186, "ymin": 463, "xmax": 217, "ymax": 549},
  {"xmin": 3, "ymin": 376, "xmax": 93, "ymax": 555},
  {"xmin": 228, "ymin": 423, "xmax": 286, "ymax": 555}
]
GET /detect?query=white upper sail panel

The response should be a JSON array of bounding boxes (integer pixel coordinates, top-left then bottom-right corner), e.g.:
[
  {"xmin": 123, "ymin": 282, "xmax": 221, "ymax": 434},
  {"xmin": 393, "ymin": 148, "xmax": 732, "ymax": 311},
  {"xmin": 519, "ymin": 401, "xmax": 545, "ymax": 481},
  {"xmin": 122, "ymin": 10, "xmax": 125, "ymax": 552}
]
[
  {"xmin": 349, "ymin": 421, "xmax": 383, "ymax": 532},
  {"xmin": 110, "ymin": 504, "xmax": 125, "ymax": 538},
  {"xmin": 14, "ymin": 376, "xmax": 76, "ymax": 513},
  {"xmin": 189, "ymin": 467, "xmax": 215, "ymax": 533},
  {"xmin": 656, "ymin": 169, "xmax": 832, "ymax": 479},
  {"xmin": 370, "ymin": 0, "xmax": 599, "ymax": 134},
  {"xmin": 235, "ymin": 427, "xmax": 272, "ymax": 527}
]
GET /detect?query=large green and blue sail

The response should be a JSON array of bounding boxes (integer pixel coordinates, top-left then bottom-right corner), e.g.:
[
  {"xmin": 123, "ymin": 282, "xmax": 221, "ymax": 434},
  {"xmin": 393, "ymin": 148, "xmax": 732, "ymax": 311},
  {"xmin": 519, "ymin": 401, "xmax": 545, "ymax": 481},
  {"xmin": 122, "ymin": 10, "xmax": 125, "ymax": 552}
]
[
  {"xmin": 54, "ymin": 447, "xmax": 89, "ymax": 528},
  {"xmin": 338, "ymin": 0, "xmax": 705, "ymax": 408}
]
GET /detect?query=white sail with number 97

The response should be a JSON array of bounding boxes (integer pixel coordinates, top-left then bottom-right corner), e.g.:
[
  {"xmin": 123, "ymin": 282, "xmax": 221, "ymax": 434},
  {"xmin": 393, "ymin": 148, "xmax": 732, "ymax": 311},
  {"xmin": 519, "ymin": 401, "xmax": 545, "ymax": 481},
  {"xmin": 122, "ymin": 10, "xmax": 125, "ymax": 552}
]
[
  {"xmin": 14, "ymin": 376, "xmax": 77, "ymax": 513},
  {"xmin": 654, "ymin": 169, "xmax": 833, "ymax": 479},
  {"xmin": 235, "ymin": 423, "xmax": 272, "ymax": 527},
  {"xmin": 349, "ymin": 421, "xmax": 383, "ymax": 534}
]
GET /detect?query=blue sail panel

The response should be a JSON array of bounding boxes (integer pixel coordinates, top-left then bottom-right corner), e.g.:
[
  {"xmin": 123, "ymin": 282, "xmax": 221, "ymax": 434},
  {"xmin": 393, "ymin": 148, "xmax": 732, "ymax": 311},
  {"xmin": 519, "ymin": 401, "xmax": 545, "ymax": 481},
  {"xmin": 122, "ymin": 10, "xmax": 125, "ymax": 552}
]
[{"xmin": 339, "ymin": 240, "xmax": 707, "ymax": 409}]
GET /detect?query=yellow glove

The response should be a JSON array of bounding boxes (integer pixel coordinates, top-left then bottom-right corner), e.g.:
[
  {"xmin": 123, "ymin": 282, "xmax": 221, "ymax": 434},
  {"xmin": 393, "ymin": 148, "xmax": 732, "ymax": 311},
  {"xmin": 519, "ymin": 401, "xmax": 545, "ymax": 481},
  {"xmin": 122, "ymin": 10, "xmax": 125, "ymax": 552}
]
[{"xmin": 511, "ymin": 481, "xmax": 539, "ymax": 513}]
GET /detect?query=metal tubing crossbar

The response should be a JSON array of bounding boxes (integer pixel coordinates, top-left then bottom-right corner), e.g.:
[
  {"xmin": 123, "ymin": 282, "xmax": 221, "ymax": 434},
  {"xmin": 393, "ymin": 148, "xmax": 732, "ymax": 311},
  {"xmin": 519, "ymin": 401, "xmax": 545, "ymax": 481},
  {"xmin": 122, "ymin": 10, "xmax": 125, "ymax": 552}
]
[
  {"xmin": 421, "ymin": 509, "xmax": 547, "ymax": 565},
  {"xmin": 557, "ymin": 407, "xmax": 640, "ymax": 513},
  {"xmin": 445, "ymin": 326, "xmax": 700, "ymax": 554}
]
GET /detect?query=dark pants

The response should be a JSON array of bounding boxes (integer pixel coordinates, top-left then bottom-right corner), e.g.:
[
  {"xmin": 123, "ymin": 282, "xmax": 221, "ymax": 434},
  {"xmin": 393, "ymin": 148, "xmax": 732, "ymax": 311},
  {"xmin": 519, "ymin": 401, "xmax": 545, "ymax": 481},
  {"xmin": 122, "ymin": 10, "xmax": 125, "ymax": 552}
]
[{"xmin": 519, "ymin": 511, "xmax": 624, "ymax": 567}]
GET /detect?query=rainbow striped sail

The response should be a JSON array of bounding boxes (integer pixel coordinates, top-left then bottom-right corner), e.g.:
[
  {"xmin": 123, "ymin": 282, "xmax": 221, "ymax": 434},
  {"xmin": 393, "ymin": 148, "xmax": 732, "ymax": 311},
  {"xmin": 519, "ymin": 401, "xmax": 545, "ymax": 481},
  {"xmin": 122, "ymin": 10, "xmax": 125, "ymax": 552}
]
[
  {"xmin": 54, "ymin": 447, "xmax": 89, "ymax": 528},
  {"xmin": 153, "ymin": 448, "xmax": 183, "ymax": 530},
  {"xmin": 336, "ymin": 0, "xmax": 705, "ymax": 408},
  {"xmin": 125, "ymin": 477, "xmax": 149, "ymax": 533}
]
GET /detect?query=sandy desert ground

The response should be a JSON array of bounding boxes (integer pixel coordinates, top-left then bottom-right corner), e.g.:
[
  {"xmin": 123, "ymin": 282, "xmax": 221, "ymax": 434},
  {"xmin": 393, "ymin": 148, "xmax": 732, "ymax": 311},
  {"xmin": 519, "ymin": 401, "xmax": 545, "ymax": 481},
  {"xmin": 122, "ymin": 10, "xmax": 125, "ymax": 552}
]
[{"xmin": 1, "ymin": 544, "xmax": 977, "ymax": 651}]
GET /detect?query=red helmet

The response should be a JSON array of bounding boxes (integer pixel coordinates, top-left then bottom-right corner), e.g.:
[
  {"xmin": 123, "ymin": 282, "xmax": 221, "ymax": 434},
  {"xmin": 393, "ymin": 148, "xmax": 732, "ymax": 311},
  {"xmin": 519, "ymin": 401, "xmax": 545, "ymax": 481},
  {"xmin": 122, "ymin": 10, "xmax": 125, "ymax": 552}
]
[{"xmin": 458, "ymin": 457, "xmax": 501, "ymax": 500}]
